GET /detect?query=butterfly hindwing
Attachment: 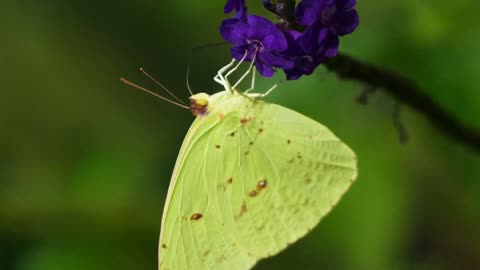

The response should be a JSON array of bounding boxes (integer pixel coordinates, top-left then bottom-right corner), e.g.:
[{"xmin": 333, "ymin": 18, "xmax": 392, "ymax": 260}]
[{"xmin": 159, "ymin": 91, "xmax": 357, "ymax": 270}]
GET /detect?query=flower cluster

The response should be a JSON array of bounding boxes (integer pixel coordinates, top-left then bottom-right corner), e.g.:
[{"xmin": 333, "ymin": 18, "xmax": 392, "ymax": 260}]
[{"xmin": 220, "ymin": 0, "xmax": 359, "ymax": 80}]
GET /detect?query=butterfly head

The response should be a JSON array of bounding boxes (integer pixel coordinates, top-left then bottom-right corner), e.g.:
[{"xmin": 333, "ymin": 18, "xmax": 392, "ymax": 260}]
[{"xmin": 189, "ymin": 92, "xmax": 210, "ymax": 116}]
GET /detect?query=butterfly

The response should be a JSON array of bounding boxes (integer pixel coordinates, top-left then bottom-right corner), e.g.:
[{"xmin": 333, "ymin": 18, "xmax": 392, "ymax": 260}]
[{"xmin": 122, "ymin": 54, "xmax": 357, "ymax": 270}]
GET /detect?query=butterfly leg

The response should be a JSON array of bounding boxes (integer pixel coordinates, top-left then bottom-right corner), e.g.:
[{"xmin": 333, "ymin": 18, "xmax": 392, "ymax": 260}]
[
  {"xmin": 223, "ymin": 51, "xmax": 249, "ymax": 90},
  {"xmin": 259, "ymin": 83, "xmax": 279, "ymax": 97},
  {"xmin": 233, "ymin": 59, "xmax": 255, "ymax": 90},
  {"xmin": 233, "ymin": 47, "xmax": 259, "ymax": 91},
  {"xmin": 243, "ymin": 66, "xmax": 256, "ymax": 94},
  {"xmin": 214, "ymin": 59, "xmax": 235, "ymax": 86},
  {"xmin": 246, "ymin": 81, "xmax": 282, "ymax": 98}
]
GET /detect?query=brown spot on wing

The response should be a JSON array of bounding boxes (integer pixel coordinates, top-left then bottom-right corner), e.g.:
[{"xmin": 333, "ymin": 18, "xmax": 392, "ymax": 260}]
[
  {"xmin": 240, "ymin": 117, "xmax": 251, "ymax": 125},
  {"xmin": 258, "ymin": 128, "xmax": 264, "ymax": 133},
  {"xmin": 161, "ymin": 244, "xmax": 167, "ymax": 249},
  {"xmin": 230, "ymin": 132, "xmax": 235, "ymax": 137},
  {"xmin": 235, "ymin": 201, "xmax": 248, "ymax": 220},
  {"xmin": 203, "ymin": 250, "xmax": 210, "ymax": 257},
  {"xmin": 215, "ymin": 144, "xmax": 221, "ymax": 149},
  {"xmin": 218, "ymin": 113, "xmax": 224, "ymax": 119},
  {"xmin": 258, "ymin": 179, "xmax": 267, "ymax": 188},
  {"xmin": 287, "ymin": 139, "xmax": 291, "ymax": 144},
  {"xmin": 191, "ymin": 213, "xmax": 203, "ymax": 220},
  {"xmin": 224, "ymin": 177, "xmax": 233, "ymax": 192},
  {"xmin": 251, "ymin": 179, "xmax": 268, "ymax": 195},
  {"xmin": 305, "ymin": 178, "xmax": 312, "ymax": 184}
]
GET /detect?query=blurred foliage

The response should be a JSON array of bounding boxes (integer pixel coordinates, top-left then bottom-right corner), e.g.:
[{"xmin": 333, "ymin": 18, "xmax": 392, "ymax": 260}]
[{"xmin": 0, "ymin": 1, "xmax": 479, "ymax": 270}]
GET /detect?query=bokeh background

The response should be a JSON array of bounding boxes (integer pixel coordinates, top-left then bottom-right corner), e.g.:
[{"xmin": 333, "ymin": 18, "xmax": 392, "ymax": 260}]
[{"xmin": 1, "ymin": 1, "xmax": 479, "ymax": 269}]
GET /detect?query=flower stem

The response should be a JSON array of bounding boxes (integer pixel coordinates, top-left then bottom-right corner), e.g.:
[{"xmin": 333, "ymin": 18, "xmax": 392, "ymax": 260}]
[{"xmin": 323, "ymin": 53, "xmax": 480, "ymax": 152}]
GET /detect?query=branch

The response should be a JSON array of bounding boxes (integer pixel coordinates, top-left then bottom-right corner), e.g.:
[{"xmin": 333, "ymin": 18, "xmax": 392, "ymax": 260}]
[
  {"xmin": 263, "ymin": 0, "xmax": 480, "ymax": 152},
  {"xmin": 323, "ymin": 53, "xmax": 480, "ymax": 152}
]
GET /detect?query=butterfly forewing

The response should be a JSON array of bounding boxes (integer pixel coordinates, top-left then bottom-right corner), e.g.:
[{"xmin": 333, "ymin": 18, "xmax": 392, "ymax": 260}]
[{"xmin": 159, "ymin": 91, "xmax": 357, "ymax": 270}]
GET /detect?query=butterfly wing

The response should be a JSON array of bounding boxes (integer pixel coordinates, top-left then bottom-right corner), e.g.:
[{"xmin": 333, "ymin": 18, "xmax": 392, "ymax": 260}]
[{"xmin": 159, "ymin": 92, "xmax": 357, "ymax": 270}]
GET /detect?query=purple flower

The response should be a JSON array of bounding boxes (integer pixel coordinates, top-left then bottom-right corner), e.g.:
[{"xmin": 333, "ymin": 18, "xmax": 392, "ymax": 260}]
[
  {"xmin": 282, "ymin": 30, "xmax": 318, "ymax": 80},
  {"xmin": 295, "ymin": 0, "xmax": 359, "ymax": 36},
  {"xmin": 277, "ymin": 0, "xmax": 358, "ymax": 79},
  {"xmin": 283, "ymin": 23, "xmax": 338, "ymax": 80},
  {"xmin": 219, "ymin": 0, "xmax": 359, "ymax": 80},
  {"xmin": 224, "ymin": 0, "xmax": 246, "ymax": 14},
  {"xmin": 220, "ymin": 13, "xmax": 294, "ymax": 77}
]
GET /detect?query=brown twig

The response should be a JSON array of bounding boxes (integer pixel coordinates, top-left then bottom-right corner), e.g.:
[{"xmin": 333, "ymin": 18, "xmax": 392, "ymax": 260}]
[{"xmin": 322, "ymin": 54, "xmax": 480, "ymax": 152}]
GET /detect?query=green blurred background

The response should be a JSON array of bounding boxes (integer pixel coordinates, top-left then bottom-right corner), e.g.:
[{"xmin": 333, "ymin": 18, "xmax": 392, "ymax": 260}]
[{"xmin": 1, "ymin": 0, "xmax": 479, "ymax": 269}]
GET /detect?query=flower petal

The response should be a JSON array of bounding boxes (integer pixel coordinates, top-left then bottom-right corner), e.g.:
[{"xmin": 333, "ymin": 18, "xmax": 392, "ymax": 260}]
[
  {"xmin": 324, "ymin": 34, "xmax": 339, "ymax": 57},
  {"xmin": 295, "ymin": 1, "xmax": 319, "ymax": 26},
  {"xmin": 337, "ymin": 0, "xmax": 356, "ymax": 11},
  {"xmin": 224, "ymin": 0, "xmax": 246, "ymax": 14},
  {"xmin": 230, "ymin": 46, "xmax": 251, "ymax": 61},
  {"xmin": 282, "ymin": 30, "xmax": 304, "ymax": 57},
  {"xmin": 219, "ymin": 18, "xmax": 249, "ymax": 45},
  {"xmin": 295, "ymin": 0, "xmax": 335, "ymax": 26},
  {"xmin": 246, "ymin": 15, "xmax": 278, "ymax": 39},
  {"xmin": 236, "ymin": 6, "xmax": 247, "ymax": 19},
  {"xmin": 259, "ymin": 51, "xmax": 295, "ymax": 70},
  {"xmin": 261, "ymin": 31, "xmax": 288, "ymax": 52},
  {"xmin": 256, "ymin": 61, "xmax": 275, "ymax": 77},
  {"xmin": 331, "ymin": 9, "xmax": 359, "ymax": 36},
  {"xmin": 284, "ymin": 56, "xmax": 319, "ymax": 80},
  {"xmin": 301, "ymin": 23, "xmax": 329, "ymax": 55}
]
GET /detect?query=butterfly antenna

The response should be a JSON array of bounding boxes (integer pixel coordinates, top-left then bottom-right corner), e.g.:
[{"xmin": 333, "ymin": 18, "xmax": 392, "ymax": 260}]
[
  {"xmin": 139, "ymin": 67, "xmax": 188, "ymax": 106},
  {"xmin": 186, "ymin": 64, "xmax": 194, "ymax": 96},
  {"xmin": 120, "ymin": 77, "xmax": 190, "ymax": 109}
]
